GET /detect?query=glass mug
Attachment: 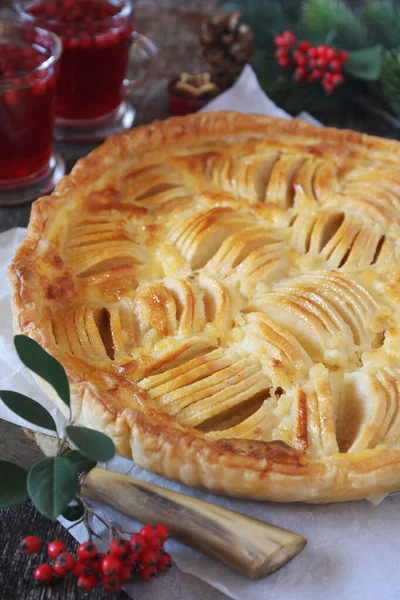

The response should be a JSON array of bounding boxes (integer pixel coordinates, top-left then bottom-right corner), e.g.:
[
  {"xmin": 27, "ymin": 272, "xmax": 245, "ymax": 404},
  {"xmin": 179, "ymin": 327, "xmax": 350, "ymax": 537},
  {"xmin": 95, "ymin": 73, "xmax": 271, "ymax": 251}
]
[
  {"xmin": 0, "ymin": 20, "xmax": 65, "ymax": 206},
  {"xmin": 15, "ymin": 0, "xmax": 158, "ymax": 141}
]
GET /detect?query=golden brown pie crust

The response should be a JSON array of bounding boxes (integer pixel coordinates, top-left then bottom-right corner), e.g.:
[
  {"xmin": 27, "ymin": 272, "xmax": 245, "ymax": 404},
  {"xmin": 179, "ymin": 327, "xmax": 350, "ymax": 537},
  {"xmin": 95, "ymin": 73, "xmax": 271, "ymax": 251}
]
[{"xmin": 9, "ymin": 111, "xmax": 400, "ymax": 503}]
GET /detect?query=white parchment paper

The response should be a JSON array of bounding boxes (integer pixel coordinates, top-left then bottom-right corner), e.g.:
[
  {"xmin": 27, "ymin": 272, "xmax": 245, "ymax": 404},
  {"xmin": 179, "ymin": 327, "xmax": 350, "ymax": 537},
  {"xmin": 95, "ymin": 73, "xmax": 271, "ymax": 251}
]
[{"xmin": 1, "ymin": 67, "xmax": 399, "ymax": 600}]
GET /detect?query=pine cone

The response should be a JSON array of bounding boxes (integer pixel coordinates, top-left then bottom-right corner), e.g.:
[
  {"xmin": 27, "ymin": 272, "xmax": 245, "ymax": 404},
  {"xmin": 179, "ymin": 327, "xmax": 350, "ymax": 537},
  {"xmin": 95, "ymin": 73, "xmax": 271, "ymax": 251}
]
[{"xmin": 200, "ymin": 11, "xmax": 254, "ymax": 88}]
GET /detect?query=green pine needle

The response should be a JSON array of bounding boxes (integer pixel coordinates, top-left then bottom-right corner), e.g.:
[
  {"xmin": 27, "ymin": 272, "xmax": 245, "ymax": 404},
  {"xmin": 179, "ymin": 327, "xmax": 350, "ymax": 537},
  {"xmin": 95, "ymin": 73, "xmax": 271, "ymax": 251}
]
[
  {"xmin": 234, "ymin": 0, "xmax": 302, "ymax": 48},
  {"xmin": 302, "ymin": 0, "xmax": 366, "ymax": 49},
  {"xmin": 362, "ymin": 1, "xmax": 400, "ymax": 49}
]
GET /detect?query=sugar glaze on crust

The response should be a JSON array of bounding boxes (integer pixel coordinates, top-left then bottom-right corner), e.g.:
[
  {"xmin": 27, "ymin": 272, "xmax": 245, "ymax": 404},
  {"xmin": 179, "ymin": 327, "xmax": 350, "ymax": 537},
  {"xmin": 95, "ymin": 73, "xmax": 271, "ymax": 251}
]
[{"xmin": 9, "ymin": 111, "xmax": 400, "ymax": 503}]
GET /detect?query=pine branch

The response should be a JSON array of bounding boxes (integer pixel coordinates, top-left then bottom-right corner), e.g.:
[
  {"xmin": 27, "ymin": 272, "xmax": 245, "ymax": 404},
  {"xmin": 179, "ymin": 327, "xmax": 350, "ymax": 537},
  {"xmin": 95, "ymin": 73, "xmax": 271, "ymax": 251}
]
[
  {"xmin": 234, "ymin": 0, "xmax": 301, "ymax": 50},
  {"xmin": 302, "ymin": 0, "xmax": 366, "ymax": 49},
  {"xmin": 380, "ymin": 49, "xmax": 400, "ymax": 116},
  {"xmin": 362, "ymin": 1, "xmax": 400, "ymax": 49}
]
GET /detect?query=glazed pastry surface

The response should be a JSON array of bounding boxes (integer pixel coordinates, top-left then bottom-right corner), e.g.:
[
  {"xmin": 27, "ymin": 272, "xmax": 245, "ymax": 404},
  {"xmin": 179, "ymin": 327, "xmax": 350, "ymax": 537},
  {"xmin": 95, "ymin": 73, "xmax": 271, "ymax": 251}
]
[{"xmin": 10, "ymin": 112, "xmax": 400, "ymax": 502}]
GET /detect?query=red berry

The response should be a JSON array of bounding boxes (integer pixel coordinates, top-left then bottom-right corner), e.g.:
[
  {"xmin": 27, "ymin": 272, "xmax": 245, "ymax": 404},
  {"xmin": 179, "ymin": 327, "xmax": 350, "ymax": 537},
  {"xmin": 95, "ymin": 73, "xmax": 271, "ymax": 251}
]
[
  {"xmin": 294, "ymin": 68, "xmax": 306, "ymax": 82},
  {"xmin": 140, "ymin": 526, "xmax": 156, "ymax": 541},
  {"xmin": 34, "ymin": 564, "xmax": 53, "ymax": 584},
  {"xmin": 130, "ymin": 533, "xmax": 146, "ymax": 553},
  {"xmin": 275, "ymin": 48, "xmax": 289, "ymax": 59},
  {"xmin": 157, "ymin": 553, "xmax": 173, "ymax": 572},
  {"xmin": 317, "ymin": 44, "xmax": 328, "ymax": 56},
  {"xmin": 140, "ymin": 565, "xmax": 157, "ymax": 581},
  {"xmin": 91, "ymin": 553, "xmax": 106, "ymax": 572},
  {"xmin": 330, "ymin": 59, "xmax": 342, "ymax": 72},
  {"xmin": 274, "ymin": 34, "xmax": 287, "ymax": 47},
  {"xmin": 278, "ymin": 57, "xmax": 291, "ymax": 68},
  {"xmin": 155, "ymin": 524, "xmax": 169, "ymax": 543},
  {"xmin": 130, "ymin": 551, "xmax": 140, "ymax": 564},
  {"xmin": 77, "ymin": 573, "xmax": 97, "ymax": 592},
  {"xmin": 120, "ymin": 563, "xmax": 137, "ymax": 580},
  {"xmin": 102, "ymin": 555, "xmax": 122, "ymax": 577},
  {"xmin": 317, "ymin": 56, "xmax": 329, "ymax": 68},
  {"xmin": 331, "ymin": 73, "xmax": 344, "ymax": 87},
  {"xmin": 324, "ymin": 72, "xmax": 334, "ymax": 83},
  {"xmin": 309, "ymin": 58, "xmax": 319, "ymax": 69},
  {"xmin": 47, "ymin": 540, "xmax": 66, "ymax": 559},
  {"xmin": 147, "ymin": 536, "xmax": 162, "ymax": 551},
  {"xmin": 21, "ymin": 536, "xmax": 41, "ymax": 554},
  {"xmin": 140, "ymin": 549, "xmax": 158, "ymax": 567},
  {"xmin": 338, "ymin": 50, "xmax": 349, "ymax": 63},
  {"xmin": 72, "ymin": 561, "xmax": 92, "ymax": 577},
  {"xmin": 325, "ymin": 48, "xmax": 336, "ymax": 61},
  {"xmin": 308, "ymin": 47, "xmax": 318, "ymax": 58},
  {"xmin": 314, "ymin": 69, "xmax": 324, "ymax": 80},
  {"xmin": 293, "ymin": 50, "xmax": 307, "ymax": 66},
  {"xmin": 283, "ymin": 30, "xmax": 296, "ymax": 46},
  {"xmin": 298, "ymin": 41, "xmax": 310, "ymax": 52},
  {"xmin": 101, "ymin": 574, "xmax": 118, "ymax": 585},
  {"xmin": 121, "ymin": 551, "xmax": 133, "ymax": 564},
  {"xmin": 77, "ymin": 541, "xmax": 98, "ymax": 562},
  {"xmin": 103, "ymin": 578, "xmax": 122, "ymax": 595},
  {"xmin": 53, "ymin": 563, "xmax": 68, "ymax": 577},
  {"xmin": 323, "ymin": 81, "xmax": 335, "ymax": 94},
  {"xmin": 110, "ymin": 537, "xmax": 130, "ymax": 557},
  {"xmin": 55, "ymin": 552, "xmax": 75, "ymax": 572}
]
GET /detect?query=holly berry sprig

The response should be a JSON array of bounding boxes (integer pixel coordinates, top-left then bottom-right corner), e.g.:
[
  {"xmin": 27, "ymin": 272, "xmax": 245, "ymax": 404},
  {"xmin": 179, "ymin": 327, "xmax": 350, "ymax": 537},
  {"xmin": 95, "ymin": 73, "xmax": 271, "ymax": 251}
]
[
  {"xmin": 22, "ymin": 523, "xmax": 172, "ymax": 595},
  {"xmin": 274, "ymin": 30, "xmax": 348, "ymax": 94}
]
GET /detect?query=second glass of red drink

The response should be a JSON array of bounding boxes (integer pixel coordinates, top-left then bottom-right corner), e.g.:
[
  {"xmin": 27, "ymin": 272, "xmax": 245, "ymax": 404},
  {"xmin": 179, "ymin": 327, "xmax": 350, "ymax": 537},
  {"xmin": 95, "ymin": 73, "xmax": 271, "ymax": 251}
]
[{"xmin": 15, "ymin": 0, "xmax": 158, "ymax": 141}]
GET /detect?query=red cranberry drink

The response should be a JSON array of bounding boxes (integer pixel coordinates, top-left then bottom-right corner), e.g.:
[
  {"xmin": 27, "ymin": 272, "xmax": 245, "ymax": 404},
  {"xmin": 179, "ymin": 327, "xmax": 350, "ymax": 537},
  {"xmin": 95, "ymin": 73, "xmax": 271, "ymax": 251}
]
[
  {"xmin": 0, "ymin": 22, "xmax": 60, "ymax": 185},
  {"xmin": 22, "ymin": 0, "xmax": 134, "ymax": 121}
]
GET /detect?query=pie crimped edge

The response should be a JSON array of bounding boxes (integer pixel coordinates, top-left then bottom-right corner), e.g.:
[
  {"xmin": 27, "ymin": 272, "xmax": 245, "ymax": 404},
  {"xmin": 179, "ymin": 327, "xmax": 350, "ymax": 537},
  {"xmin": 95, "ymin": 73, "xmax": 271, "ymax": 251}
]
[{"xmin": 9, "ymin": 111, "xmax": 400, "ymax": 503}]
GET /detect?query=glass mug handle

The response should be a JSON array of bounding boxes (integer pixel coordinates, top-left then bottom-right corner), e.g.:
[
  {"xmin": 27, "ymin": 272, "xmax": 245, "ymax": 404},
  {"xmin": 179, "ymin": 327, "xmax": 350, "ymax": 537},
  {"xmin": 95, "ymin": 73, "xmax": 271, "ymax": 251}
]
[{"xmin": 124, "ymin": 32, "xmax": 158, "ymax": 95}]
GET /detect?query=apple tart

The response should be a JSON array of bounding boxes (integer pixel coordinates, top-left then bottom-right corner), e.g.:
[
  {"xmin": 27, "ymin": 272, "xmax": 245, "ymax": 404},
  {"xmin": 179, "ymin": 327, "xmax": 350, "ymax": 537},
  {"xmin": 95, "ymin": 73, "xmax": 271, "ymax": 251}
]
[{"xmin": 10, "ymin": 112, "xmax": 400, "ymax": 502}]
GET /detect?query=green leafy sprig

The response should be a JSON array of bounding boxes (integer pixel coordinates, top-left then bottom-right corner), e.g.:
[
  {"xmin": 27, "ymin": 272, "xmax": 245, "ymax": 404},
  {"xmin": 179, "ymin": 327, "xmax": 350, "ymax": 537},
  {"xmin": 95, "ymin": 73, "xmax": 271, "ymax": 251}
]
[
  {"xmin": 233, "ymin": 0, "xmax": 400, "ymax": 121},
  {"xmin": 0, "ymin": 335, "xmax": 115, "ymax": 522}
]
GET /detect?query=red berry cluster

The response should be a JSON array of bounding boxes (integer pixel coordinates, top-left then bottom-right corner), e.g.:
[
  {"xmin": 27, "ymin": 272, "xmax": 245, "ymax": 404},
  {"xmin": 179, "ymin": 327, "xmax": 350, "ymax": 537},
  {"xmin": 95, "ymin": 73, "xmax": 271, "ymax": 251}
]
[
  {"xmin": 22, "ymin": 524, "xmax": 172, "ymax": 595},
  {"xmin": 274, "ymin": 30, "xmax": 348, "ymax": 94}
]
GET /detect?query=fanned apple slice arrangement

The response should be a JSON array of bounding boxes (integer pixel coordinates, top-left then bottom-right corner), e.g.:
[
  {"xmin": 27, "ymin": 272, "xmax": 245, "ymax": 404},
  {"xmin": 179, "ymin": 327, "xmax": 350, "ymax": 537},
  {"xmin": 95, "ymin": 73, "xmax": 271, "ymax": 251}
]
[{"xmin": 8, "ymin": 112, "xmax": 400, "ymax": 502}]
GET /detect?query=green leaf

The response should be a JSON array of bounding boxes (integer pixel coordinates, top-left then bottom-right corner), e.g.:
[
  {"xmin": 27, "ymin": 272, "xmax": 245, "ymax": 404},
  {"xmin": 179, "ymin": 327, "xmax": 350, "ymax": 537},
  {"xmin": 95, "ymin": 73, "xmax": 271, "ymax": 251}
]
[
  {"xmin": 380, "ymin": 49, "xmax": 400, "ymax": 115},
  {"xmin": 0, "ymin": 390, "xmax": 57, "ymax": 432},
  {"xmin": 66, "ymin": 426, "xmax": 115, "ymax": 462},
  {"xmin": 62, "ymin": 498, "xmax": 85, "ymax": 522},
  {"xmin": 14, "ymin": 335, "xmax": 70, "ymax": 408},
  {"xmin": 63, "ymin": 450, "xmax": 96, "ymax": 473},
  {"xmin": 0, "ymin": 461, "xmax": 28, "ymax": 509},
  {"xmin": 302, "ymin": 0, "xmax": 366, "ymax": 49},
  {"xmin": 27, "ymin": 457, "xmax": 77, "ymax": 521},
  {"xmin": 346, "ymin": 46, "xmax": 382, "ymax": 80}
]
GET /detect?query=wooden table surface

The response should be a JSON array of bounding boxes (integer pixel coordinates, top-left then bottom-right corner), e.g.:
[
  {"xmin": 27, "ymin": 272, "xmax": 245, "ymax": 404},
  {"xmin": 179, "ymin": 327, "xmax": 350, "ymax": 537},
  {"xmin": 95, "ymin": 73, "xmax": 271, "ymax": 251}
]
[{"xmin": 1, "ymin": 0, "xmax": 400, "ymax": 598}]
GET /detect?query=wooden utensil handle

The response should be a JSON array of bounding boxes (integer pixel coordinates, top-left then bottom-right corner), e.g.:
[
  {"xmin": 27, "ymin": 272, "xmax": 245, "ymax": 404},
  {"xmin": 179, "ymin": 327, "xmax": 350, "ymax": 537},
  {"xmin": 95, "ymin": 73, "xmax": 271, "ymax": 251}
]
[{"xmin": 81, "ymin": 468, "xmax": 306, "ymax": 579}]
